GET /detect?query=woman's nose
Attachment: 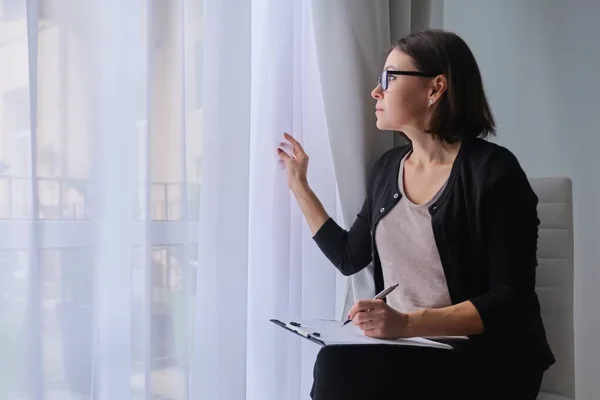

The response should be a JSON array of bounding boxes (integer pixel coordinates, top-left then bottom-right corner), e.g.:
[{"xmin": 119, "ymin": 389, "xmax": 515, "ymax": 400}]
[{"xmin": 371, "ymin": 85, "xmax": 383, "ymax": 99}]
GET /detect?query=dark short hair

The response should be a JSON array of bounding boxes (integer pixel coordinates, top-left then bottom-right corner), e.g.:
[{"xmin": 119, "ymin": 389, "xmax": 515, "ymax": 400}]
[{"xmin": 392, "ymin": 29, "xmax": 496, "ymax": 143}]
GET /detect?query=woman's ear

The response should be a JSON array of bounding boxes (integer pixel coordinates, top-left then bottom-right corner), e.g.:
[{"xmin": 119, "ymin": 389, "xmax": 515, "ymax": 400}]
[{"xmin": 431, "ymin": 75, "xmax": 447, "ymax": 99}]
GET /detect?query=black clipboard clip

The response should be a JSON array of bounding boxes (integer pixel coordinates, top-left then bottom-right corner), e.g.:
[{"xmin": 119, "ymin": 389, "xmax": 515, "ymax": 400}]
[{"xmin": 270, "ymin": 319, "xmax": 326, "ymax": 347}]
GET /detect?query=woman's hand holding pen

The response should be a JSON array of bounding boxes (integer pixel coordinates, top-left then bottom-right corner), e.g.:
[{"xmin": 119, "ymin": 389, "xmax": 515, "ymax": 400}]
[{"xmin": 347, "ymin": 299, "xmax": 410, "ymax": 339}]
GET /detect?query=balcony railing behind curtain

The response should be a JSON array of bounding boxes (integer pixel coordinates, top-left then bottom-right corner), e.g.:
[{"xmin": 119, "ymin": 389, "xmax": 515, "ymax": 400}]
[{"xmin": 0, "ymin": 176, "xmax": 200, "ymax": 221}]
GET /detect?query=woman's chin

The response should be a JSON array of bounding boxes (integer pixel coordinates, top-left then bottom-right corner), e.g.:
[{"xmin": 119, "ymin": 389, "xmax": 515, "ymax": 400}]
[{"xmin": 375, "ymin": 119, "xmax": 391, "ymax": 131}]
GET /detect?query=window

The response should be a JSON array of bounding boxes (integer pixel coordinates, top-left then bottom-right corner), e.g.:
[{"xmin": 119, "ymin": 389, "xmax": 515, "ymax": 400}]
[
  {"xmin": 2, "ymin": 89, "xmax": 32, "ymax": 218},
  {"xmin": 10, "ymin": 134, "xmax": 32, "ymax": 218}
]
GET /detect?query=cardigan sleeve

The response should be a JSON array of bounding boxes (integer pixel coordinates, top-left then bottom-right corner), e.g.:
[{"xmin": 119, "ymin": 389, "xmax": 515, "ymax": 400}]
[
  {"xmin": 469, "ymin": 150, "xmax": 540, "ymax": 333},
  {"xmin": 312, "ymin": 196, "xmax": 372, "ymax": 276}
]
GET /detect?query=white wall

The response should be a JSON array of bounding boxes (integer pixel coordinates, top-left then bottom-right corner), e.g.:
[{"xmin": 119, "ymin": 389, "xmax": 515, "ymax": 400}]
[{"xmin": 443, "ymin": 1, "xmax": 600, "ymax": 398}]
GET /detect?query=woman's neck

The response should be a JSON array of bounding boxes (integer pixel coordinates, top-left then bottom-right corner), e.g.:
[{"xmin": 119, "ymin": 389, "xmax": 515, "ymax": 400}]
[{"xmin": 406, "ymin": 133, "xmax": 462, "ymax": 169}]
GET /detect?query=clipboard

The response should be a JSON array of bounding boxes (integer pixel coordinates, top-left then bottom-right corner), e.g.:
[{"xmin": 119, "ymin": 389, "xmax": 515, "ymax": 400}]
[
  {"xmin": 270, "ymin": 319, "xmax": 326, "ymax": 347},
  {"xmin": 270, "ymin": 318, "xmax": 454, "ymax": 350}
]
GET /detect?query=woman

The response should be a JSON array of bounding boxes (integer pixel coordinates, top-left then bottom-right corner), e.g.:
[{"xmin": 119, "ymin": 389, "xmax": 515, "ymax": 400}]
[{"xmin": 276, "ymin": 30, "xmax": 554, "ymax": 399}]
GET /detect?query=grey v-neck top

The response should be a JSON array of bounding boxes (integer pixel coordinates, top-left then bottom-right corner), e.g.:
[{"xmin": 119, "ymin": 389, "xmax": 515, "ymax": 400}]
[{"xmin": 374, "ymin": 152, "xmax": 452, "ymax": 313}]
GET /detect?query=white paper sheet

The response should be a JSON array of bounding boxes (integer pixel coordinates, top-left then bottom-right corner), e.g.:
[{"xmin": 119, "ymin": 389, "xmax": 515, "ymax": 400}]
[{"xmin": 298, "ymin": 319, "xmax": 454, "ymax": 350}]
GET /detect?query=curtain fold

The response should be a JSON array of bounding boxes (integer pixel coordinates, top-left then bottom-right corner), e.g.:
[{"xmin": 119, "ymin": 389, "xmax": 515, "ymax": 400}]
[
  {"xmin": 190, "ymin": 0, "xmax": 251, "ymax": 398},
  {"xmin": 192, "ymin": 1, "xmax": 342, "ymax": 399}
]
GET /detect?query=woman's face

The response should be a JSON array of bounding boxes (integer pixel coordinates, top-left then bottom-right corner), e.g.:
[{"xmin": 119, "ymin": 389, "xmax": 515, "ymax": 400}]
[{"xmin": 371, "ymin": 50, "xmax": 435, "ymax": 132}]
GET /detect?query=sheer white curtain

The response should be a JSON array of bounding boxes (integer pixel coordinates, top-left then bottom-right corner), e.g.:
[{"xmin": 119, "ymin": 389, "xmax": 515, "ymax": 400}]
[
  {"xmin": 1, "ymin": 0, "xmax": 394, "ymax": 399},
  {"xmin": 1, "ymin": 0, "xmax": 201, "ymax": 398},
  {"xmin": 191, "ymin": 0, "xmax": 341, "ymax": 399}
]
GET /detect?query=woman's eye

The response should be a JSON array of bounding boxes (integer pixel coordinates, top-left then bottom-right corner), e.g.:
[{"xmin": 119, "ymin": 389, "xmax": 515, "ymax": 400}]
[{"xmin": 389, "ymin": 75, "xmax": 397, "ymax": 81}]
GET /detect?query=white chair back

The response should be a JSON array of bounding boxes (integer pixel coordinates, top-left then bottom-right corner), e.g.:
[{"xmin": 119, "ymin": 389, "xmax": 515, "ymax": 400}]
[{"xmin": 530, "ymin": 177, "xmax": 575, "ymax": 399}]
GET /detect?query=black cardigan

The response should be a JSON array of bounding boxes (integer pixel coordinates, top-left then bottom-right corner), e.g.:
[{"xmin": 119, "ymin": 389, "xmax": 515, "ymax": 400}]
[{"xmin": 313, "ymin": 138, "xmax": 555, "ymax": 371}]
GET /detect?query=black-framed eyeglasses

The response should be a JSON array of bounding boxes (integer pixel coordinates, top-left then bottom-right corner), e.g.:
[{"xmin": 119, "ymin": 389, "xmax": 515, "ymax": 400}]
[{"xmin": 377, "ymin": 70, "xmax": 440, "ymax": 91}]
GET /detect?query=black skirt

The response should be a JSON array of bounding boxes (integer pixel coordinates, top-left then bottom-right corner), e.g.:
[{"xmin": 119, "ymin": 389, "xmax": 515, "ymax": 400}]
[{"xmin": 309, "ymin": 343, "xmax": 544, "ymax": 400}]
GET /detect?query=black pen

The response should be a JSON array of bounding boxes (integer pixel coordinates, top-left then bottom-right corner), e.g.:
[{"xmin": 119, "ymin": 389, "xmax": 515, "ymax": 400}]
[{"xmin": 340, "ymin": 282, "xmax": 399, "ymax": 327}]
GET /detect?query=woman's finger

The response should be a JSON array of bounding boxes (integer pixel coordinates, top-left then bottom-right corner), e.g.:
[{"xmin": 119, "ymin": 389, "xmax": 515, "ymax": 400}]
[
  {"xmin": 347, "ymin": 304, "xmax": 364, "ymax": 321},
  {"xmin": 348, "ymin": 300, "xmax": 381, "ymax": 320},
  {"xmin": 358, "ymin": 320, "xmax": 379, "ymax": 331},
  {"xmin": 283, "ymin": 132, "xmax": 305, "ymax": 153},
  {"xmin": 363, "ymin": 328, "xmax": 383, "ymax": 338},
  {"xmin": 276, "ymin": 148, "xmax": 292, "ymax": 162},
  {"xmin": 352, "ymin": 309, "xmax": 374, "ymax": 325}
]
